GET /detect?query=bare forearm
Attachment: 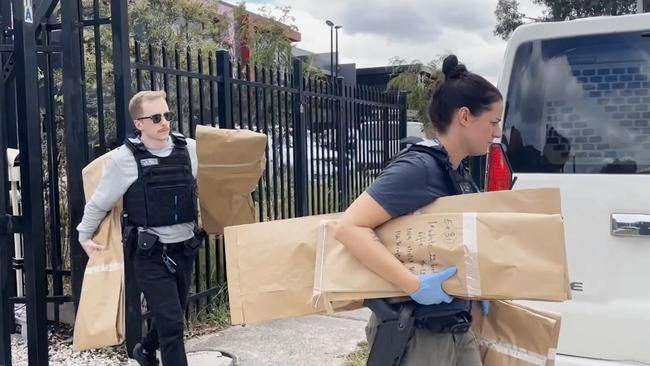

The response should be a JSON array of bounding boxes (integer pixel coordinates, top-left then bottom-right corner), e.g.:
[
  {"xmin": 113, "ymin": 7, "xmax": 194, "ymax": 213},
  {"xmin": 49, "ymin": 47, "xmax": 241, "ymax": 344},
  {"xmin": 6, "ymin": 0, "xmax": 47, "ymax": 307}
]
[{"xmin": 335, "ymin": 224, "xmax": 419, "ymax": 294}]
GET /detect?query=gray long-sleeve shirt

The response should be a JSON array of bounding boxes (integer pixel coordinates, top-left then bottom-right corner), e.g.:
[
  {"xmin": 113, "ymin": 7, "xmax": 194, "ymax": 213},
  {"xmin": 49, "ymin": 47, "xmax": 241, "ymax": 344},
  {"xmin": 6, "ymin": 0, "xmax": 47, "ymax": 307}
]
[{"xmin": 76, "ymin": 136, "xmax": 198, "ymax": 244}]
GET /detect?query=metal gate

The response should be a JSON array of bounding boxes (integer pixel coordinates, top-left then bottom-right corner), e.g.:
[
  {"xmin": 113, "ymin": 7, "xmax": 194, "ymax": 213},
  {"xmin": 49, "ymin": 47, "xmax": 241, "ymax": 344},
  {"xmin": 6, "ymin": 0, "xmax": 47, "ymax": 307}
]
[
  {"xmin": 0, "ymin": 1, "xmax": 406, "ymax": 365},
  {"xmin": 0, "ymin": 1, "xmax": 130, "ymax": 365}
]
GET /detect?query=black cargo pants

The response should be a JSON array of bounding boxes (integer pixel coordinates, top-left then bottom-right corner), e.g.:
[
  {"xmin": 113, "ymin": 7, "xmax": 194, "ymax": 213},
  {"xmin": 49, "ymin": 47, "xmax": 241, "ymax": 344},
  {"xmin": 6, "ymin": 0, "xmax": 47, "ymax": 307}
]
[{"xmin": 133, "ymin": 237, "xmax": 198, "ymax": 366}]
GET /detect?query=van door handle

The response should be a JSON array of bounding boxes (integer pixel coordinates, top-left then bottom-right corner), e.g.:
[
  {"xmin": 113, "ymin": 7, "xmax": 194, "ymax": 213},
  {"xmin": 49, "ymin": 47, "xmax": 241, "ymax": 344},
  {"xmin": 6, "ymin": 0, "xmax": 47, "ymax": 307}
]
[{"xmin": 611, "ymin": 213, "xmax": 650, "ymax": 237}]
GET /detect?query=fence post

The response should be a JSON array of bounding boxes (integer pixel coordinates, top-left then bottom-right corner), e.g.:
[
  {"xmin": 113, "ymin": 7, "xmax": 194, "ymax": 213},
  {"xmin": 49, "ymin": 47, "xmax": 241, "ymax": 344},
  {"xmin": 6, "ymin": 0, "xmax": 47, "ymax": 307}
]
[
  {"xmin": 61, "ymin": 0, "xmax": 90, "ymax": 316},
  {"xmin": 216, "ymin": 51, "xmax": 234, "ymax": 129},
  {"xmin": 0, "ymin": 6, "xmax": 15, "ymax": 365},
  {"xmin": 108, "ymin": 0, "xmax": 143, "ymax": 357},
  {"xmin": 292, "ymin": 59, "xmax": 309, "ymax": 217},
  {"xmin": 11, "ymin": 0, "xmax": 49, "ymax": 363},
  {"xmin": 382, "ymin": 101, "xmax": 390, "ymax": 167},
  {"xmin": 1, "ymin": 1, "xmax": 17, "ymax": 150},
  {"xmin": 398, "ymin": 91, "xmax": 408, "ymax": 149},
  {"xmin": 111, "ymin": 0, "xmax": 132, "ymax": 142},
  {"xmin": 335, "ymin": 77, "xmax": 348, "ymax": 210},
  {"xmin": 0, "ymin": 47, "xmax": 13, "ymax": 366}
]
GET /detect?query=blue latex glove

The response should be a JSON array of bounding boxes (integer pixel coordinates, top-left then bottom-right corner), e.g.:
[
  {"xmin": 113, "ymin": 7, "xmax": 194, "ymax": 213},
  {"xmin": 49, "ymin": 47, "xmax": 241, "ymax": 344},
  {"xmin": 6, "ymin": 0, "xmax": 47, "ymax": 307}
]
[
  {"xmin": 409, "ymin": 266, "xmax": 457, "ymax": 305},
  {"xmin": 481, "ymin": 300, "xmax": 490, "ymax": 316}
]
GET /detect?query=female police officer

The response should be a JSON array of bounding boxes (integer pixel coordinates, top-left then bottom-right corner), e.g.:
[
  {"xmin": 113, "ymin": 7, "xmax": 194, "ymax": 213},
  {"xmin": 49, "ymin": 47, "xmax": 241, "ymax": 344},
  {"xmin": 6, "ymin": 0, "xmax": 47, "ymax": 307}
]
[{"xmin": 334, "ymin": 55, "xmax": 503, "ymax": 366}]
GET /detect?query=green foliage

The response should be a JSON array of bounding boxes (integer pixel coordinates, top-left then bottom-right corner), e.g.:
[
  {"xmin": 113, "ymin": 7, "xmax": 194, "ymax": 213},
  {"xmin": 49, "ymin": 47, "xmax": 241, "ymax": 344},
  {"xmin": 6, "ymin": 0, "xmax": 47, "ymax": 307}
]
[
  {"xmin": 494, "ymin": 0, "xmax": 525, "ymax": 40},
  {"xmin": 186, "ymin": 285, "xmax": 231, "ymax": 336},
  {"xmin": 235, "ymin": 3, "xmax": 298, "ymax": 69},
  {"xmin": 300, "ymin": 54, "xmax": 328, "ymax": 81},
  {"xmin": 387, "ymin": 56, "xmax": 442, "ymax": 131},
  {"xmin": 494, "ymin": 0, "xmax": 638, "ymax": 40},
  {"xmin": 128, "ymin": 0, "xmax": 231, "ymax": 50},
  {"xmin": 537, "ymin": 0, "xmax": 637, "ymax": 21},
  {"xmin": 79, "ymin": 1, "xmax": 298, "ymax": 151}
]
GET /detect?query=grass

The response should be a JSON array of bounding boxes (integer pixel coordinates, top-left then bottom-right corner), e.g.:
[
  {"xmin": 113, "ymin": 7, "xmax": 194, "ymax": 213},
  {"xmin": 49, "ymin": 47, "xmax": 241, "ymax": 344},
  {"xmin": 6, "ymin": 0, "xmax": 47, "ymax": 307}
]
[
  {"xmin": 205, "ymin": 301, "xmax": 231, "ymax": 329},
  {"xmin": 343, "ymin": 341, "xmax": 370, "ymax": 366},
  {"xmin": 185, "ymin": 286, "xmax": 232, "ymax": 338}
]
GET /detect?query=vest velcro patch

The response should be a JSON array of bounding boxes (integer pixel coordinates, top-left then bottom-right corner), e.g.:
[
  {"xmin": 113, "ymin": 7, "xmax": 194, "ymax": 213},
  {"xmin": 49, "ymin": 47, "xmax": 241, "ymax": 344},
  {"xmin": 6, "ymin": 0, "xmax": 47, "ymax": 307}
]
[
  {"xmin": 459, "ymin": 182, "xmax": 476, "ymax": 194},
  {"xmin": 140, "ymin": 158, "xmax": 159, "ymax": 167}
]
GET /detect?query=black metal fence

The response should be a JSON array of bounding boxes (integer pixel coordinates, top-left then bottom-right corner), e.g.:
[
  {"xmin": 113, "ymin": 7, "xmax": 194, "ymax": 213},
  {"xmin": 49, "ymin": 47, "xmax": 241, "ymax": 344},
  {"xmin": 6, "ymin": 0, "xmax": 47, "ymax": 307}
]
[
  {"xmin": 0, "ymin": 1, "xmax": 109, "ymax": 365},
  {"xmin": 126, "ymin": 41, "xmax": 406, "ymax": 352},
  {"xmin": 0, "ymin": 1, "xmax": 407, "ymax": 365},
  {"xmin": 131, "ymin": 41, "xmax": 406, "ymax": 219}
]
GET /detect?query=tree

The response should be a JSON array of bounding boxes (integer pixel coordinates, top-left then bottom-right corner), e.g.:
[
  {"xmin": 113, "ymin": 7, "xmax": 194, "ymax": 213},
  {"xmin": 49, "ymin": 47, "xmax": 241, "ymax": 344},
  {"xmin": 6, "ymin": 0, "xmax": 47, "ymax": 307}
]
[
  {"xmin": 234, "ymin": 3, "xmax": 298, "ymax": 69},
  {"xmin": 386, "ymin": 57, "xmax": 442, "ymax": 135},
  {"xmin": 494, "ymin": 0, "xmax": 638, "ymax": 40},
  {"xmin": 128, "ymin": 0, "xmax": 231, "ymax": 50},
  {"xmin": 494, "ymin": 0, "xmax": 525, "ymax": 40}
]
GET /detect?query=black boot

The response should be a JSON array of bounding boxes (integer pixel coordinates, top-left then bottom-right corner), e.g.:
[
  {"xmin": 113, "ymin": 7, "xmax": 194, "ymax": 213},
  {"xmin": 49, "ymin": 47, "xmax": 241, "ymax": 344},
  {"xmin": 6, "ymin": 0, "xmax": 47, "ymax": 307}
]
[{"xmin": 133, "ymin": 343, "xmax": 160, "ymax": 366}]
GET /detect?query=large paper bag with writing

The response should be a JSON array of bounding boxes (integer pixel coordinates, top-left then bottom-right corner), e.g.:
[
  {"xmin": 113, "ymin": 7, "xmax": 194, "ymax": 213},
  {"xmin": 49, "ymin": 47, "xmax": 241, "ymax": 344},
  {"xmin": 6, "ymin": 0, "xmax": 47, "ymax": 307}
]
[{"xmin": 313, "ymin": 209, "xmax": 568, "ymax": 307}]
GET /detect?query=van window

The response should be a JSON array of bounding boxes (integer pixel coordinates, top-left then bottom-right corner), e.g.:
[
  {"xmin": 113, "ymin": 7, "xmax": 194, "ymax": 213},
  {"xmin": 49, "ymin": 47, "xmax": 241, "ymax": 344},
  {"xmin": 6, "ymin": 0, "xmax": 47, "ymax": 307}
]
[{"xmin": 503, "ymin": 31, "xmax": 650, "ymax": 174}]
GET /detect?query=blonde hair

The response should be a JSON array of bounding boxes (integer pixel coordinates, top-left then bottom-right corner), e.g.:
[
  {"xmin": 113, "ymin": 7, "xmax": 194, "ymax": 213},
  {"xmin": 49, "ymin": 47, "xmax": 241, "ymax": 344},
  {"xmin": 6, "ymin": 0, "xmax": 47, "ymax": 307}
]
[{"xmin": 128, "ymin": 90, "xmax": 167, "ymax": 120}]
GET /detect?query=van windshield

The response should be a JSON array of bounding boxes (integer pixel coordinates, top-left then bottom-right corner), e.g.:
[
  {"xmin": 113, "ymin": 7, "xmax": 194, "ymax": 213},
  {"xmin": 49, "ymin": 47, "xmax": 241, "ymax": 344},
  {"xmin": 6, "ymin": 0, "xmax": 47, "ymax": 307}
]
[{"xmin": 503, "ymin": 31, "xmax": 650, "ymax": 174}]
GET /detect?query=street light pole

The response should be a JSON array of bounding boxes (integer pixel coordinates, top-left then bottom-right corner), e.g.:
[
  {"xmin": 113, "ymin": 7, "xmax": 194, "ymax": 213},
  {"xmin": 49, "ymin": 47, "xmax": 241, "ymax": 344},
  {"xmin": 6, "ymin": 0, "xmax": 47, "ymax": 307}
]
[
  {"xmin": 326, "ymin": 20, "xmax": 334, "ymax": 78},
  {"xmin": 335, "ymin": 25, "xmax": 342, "ymax": 78}
]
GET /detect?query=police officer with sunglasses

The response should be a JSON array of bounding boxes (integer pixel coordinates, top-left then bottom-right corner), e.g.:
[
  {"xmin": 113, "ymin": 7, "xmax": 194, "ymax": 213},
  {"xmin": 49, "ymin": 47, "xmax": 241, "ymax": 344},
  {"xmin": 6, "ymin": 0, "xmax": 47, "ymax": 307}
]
[{"xmin": 77, "ymin": 90, "xmax": 201, "ymax": 366}]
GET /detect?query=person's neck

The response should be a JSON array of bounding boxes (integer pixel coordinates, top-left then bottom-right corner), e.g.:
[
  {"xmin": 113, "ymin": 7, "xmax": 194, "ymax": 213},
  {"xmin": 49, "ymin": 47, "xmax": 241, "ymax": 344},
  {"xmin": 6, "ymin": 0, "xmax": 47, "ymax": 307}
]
[
  {"xmin": 436, "ymin": 134, "xmax": 467, "ymax": 169},
  {"xmin": 140, "ymin": 135, "xmax": 168, "ymax": 149}
]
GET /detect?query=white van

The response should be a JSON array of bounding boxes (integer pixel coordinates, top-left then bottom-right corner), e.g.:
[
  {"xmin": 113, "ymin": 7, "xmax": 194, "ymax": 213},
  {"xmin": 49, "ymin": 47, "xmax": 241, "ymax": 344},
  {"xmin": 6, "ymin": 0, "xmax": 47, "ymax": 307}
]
[{"xmin": 492, "ymin": 12, "xmax": 650, "ymax": 366}]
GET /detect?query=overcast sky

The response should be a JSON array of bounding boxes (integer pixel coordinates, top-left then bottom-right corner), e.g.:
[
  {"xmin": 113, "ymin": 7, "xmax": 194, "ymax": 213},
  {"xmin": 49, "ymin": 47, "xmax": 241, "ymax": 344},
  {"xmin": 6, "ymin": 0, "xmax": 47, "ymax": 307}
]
[{"xmin": 245, "ymin": 0, "xmax": 546, "ymax": 84}]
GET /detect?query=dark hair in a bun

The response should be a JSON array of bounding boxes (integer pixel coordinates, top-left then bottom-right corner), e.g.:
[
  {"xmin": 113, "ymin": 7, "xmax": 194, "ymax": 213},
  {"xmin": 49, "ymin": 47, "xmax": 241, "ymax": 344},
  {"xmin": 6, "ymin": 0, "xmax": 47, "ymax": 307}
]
[
  {"xmin": 441, "ymin": 55, "xmax": 467, "ymax": 80},
  {"xmin": 428, "ymin": 54, "xmax": 502, "ymax": 134}
]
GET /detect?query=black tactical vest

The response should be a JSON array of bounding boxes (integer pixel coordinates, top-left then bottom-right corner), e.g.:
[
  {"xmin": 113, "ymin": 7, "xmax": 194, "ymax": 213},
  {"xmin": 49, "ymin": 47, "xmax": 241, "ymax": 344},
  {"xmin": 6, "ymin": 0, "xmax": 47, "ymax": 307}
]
[
  {"xmin": 386, "ymin": 140, "xmax": 480, "ymax": 316},
  {"xmin": 391, "ymin": 140, "xmax": 480, "ymax": 196},
  {"xmin": 406, "ymin": 144, "xmax": 479, "ymax": 195},
  {"xmin": 123, "ymin": 133, "xmax": 197, "ymax": 228}
]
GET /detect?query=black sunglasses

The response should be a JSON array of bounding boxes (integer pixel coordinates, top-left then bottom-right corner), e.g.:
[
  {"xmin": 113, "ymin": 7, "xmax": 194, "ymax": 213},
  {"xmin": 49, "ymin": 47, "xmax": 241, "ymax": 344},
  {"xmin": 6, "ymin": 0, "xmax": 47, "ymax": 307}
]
[{"xmin": 135, "ymin": 112, "xmax": 171, "ymax": 124}]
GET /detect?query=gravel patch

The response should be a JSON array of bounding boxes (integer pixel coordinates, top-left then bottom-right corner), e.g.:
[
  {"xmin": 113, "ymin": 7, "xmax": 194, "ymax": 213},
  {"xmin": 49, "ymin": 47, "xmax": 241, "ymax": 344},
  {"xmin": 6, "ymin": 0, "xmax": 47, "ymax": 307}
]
[
  {"xmin": 10, "ymin": 330, "xmax": 129, "ymax": 366},
  {"xmin": 8, "ymin": 302, "xmax": 231, "ymax": 365}
]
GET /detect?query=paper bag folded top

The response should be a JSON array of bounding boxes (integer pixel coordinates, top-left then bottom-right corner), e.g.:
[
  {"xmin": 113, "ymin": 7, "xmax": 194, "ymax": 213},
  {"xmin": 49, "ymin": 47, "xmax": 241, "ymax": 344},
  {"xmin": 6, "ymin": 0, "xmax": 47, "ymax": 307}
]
[{"xmin": 196, "ymin": 125, "xmax": 267, "ymax": 235}]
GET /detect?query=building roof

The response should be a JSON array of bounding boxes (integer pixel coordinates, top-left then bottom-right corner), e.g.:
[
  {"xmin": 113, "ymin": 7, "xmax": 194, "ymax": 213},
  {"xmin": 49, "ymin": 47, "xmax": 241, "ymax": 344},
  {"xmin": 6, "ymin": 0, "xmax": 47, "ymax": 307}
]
[{"xmin": 357, "ymin": 64, "xmax": 433, "ymax": 76}]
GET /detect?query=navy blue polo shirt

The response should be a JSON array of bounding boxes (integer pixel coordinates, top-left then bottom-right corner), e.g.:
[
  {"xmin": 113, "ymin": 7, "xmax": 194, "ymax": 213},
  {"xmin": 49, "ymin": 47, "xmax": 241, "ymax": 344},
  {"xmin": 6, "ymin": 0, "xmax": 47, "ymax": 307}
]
[
  {"xmin": 366, "ymin": 147, "xmax": 453, "ymax": 217},
  {"xmin": 365, "ymin": 142, "xmax": 472, "ymax": 313}
]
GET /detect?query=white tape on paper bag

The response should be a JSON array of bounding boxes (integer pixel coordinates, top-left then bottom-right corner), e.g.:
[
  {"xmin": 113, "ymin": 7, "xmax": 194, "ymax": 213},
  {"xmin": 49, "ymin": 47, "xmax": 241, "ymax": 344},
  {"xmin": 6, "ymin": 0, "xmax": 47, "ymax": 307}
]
[
  {"xmin": 462, "ymin": 212, "xmax": 481, "ymax": 297},
  {"xmin": 84, "ymin": 262, "xmax": 123, "ymax": 275},
  {"xmin": 313, "ymin": 219, "xmax": 336, "ymax": 311},
  {"xmin": 477, "ymin": 337, "xmax": 548, "ymax": 366}
]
